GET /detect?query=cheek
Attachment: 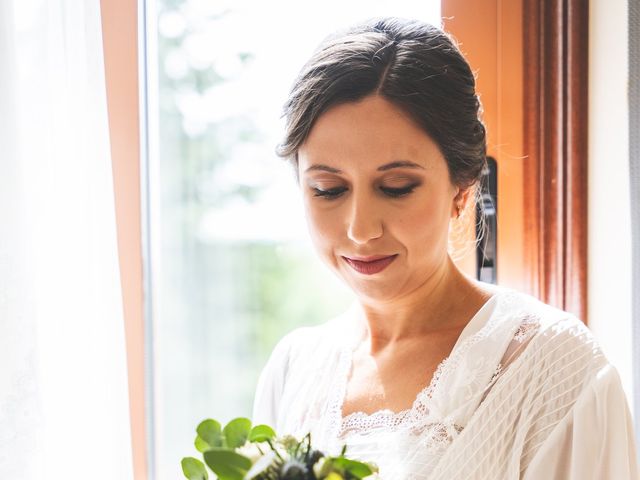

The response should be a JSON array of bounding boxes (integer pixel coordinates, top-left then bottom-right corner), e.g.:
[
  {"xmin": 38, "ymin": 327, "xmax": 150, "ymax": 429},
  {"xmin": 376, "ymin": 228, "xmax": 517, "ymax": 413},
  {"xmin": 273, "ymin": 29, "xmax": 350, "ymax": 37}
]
[
  {"xmin": 302, "ymin": 199, "xmax": 341, "ymax": 251},
  {"xmin": 395, "ymin": 195, "xmax": 451, "ymax": 246}
]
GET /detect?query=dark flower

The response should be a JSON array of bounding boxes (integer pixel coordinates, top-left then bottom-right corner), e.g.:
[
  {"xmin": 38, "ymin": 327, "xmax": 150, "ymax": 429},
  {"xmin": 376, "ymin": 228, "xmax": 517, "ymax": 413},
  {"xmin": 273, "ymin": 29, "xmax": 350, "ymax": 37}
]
[
  {"xmin": 280, "ymin": 458, "xmax": 308, "ymax": 480},
  {"xmin": 306, "ymin": 449, "xmax": 324, "ymax": 469}
]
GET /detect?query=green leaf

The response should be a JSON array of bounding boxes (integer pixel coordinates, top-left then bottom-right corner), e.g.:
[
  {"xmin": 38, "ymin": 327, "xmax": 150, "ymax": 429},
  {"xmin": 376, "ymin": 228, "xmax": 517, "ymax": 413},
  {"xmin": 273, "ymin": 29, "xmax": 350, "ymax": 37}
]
[
  {"xmin": 203, "ymin": 448, "xmax": 252, "ymax": 480},
  {"xmin": 223, "ymin": 417, "xmax": 252, "ymax": 448},
  {"xmin": 248, "ymin": 424, "xmax": 276, "ymax": 443},
  {"xmin": 181, "ymin": 457, "xmax": 209, "ymax": 480},
  {"xmin": 194, "ymin": 435, "xmax": 210, "ymax": 453},
  {"xmin": 332, "ymin": 457, "xmax": 374, "ymax": 478},
  {"xmin": 197, "ymin": 419, "xmax": 223, "ymax": 448}
]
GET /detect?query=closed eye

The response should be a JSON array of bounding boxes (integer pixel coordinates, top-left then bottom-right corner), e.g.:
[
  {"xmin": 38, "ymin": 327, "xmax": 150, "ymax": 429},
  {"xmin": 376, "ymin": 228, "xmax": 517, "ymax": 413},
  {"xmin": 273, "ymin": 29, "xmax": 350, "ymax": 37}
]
[
  {"xmin": 380, "ymin": 184, "xmax": 419, "ymax": 198},
  {"xmin": 312, "ymin": 186, "xmax": 348, "ymax": 199},
  {"xmin": 311, "ymin": 183, "xmax": 419, "ymax": 200}
]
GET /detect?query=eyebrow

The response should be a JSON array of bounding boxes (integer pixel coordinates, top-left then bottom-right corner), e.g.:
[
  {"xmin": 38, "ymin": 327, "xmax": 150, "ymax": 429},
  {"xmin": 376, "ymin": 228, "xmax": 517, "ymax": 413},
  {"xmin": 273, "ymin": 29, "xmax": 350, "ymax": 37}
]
[{"xmin": 304, "ymin": 160, "xmax": 425, "ymax": 174}]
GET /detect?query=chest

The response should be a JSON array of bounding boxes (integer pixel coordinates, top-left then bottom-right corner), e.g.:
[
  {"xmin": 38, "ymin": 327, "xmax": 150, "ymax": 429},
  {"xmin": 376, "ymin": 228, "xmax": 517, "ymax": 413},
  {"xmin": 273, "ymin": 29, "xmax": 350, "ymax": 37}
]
[{"xmin": 340, "ymin": 330, "xmax": 464, "ymax": 417}]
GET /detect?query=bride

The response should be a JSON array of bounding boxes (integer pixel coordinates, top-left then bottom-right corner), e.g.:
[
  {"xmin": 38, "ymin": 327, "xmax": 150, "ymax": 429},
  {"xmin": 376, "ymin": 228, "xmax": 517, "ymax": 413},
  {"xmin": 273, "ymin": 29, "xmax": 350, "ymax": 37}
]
[{"xmin": 252, "ymin": 17, "xmax": 639, "ymax": 479}]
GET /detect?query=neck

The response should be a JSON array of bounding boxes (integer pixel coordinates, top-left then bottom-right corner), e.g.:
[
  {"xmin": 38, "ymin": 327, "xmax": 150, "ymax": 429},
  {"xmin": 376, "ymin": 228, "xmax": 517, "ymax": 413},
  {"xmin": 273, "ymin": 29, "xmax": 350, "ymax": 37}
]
[{"xmin": 350, "ymin": 256, "xmax": 487, "ymax": 352}]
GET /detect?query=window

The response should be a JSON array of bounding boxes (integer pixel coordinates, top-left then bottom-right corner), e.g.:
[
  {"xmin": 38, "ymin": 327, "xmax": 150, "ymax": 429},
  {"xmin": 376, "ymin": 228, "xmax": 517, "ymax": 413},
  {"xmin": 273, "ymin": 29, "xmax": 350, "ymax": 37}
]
[{"xmin": 145, "ymin": 2, "xmax": 441, "ymax": 478}]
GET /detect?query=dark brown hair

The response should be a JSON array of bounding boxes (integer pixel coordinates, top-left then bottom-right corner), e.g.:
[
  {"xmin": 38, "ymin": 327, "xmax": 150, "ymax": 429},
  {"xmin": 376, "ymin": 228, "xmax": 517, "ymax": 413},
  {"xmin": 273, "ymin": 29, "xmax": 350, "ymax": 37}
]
[{"xmin": 275, "ymin": 16, "xmax": 487, "ymax": 195}]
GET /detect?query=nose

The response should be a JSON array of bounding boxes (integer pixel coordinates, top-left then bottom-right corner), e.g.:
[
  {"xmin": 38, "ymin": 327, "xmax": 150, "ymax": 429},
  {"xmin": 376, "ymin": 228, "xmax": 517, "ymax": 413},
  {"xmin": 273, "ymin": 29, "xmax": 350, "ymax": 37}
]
[{"xmin": 346, "ymin": 192, "xmax": 384, "ymax": 244}]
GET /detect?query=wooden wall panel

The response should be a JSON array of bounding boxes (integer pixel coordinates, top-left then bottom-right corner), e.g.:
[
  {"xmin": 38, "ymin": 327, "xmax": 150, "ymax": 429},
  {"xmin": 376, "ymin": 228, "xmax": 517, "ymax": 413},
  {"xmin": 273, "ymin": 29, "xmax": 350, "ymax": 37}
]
[
  {"xmin": 443, "ymin": 0, "xmax": 526, "ymax": 291},
  {"xmin": 444, "ymin": 0, "xmax": 587, "ymax": 322}
]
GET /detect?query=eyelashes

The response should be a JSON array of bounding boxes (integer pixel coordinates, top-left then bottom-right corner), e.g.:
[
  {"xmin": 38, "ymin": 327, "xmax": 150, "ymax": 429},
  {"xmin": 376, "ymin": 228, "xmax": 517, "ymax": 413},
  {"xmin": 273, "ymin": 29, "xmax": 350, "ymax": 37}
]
[
  {"xmin": 312, "ymin": 187, "xmax": 348, "ymax": 199},
  {"xmin": 312, "ymin": 183, "xmax": 419, "ymax": 200}
]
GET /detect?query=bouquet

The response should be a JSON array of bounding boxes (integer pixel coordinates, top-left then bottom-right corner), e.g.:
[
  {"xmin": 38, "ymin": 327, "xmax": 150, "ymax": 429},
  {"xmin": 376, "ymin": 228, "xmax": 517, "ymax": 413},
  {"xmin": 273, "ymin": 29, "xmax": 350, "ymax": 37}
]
[{"xmin": 181, "ymin": 417, "xmax": 379, "ymax": 480}]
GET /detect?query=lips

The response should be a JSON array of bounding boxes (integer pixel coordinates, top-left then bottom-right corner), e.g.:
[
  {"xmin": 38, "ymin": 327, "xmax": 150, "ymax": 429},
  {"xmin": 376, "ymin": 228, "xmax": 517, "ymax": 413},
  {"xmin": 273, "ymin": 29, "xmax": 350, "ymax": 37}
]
[
  {"xmin": 346, "ymin": 254, "xmax": 394, "ymax": 262},
  {"xmin": 342, "ymin": 254, "xmax": 398, "ymax": 275}
]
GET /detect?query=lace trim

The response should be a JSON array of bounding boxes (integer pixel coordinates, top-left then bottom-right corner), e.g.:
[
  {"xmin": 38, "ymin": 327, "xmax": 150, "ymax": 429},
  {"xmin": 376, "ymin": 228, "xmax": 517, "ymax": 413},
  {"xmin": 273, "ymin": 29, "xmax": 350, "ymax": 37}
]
[
  {"xmin": 338, "ymin": 352, "xmax": 451, "ymax": 437},
  {"xmin": 417, "ymin": 421, "xmax": 464, "ymax": 449},
  {"xmin": 488, "ymin": 362, "xmax": 503, "ymax": 385},
  {"xmin": 330, "ymin": 292, "xmax": 510, "ymax": 439},
  {"xmin": 513, "ymin": 313, "xmax": 540, "ymax": 342},
  {"xmin": 330, "ymin": 290, "xmax": 533, "ymax": 441}
]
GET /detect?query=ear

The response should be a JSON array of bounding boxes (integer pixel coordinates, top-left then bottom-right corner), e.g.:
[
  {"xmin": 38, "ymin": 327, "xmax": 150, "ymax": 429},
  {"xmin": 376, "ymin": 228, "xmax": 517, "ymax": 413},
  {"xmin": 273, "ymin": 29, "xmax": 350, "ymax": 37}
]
[{"xmin": 451, "ymin": 186, "xmax": 472, "ymax": 217}]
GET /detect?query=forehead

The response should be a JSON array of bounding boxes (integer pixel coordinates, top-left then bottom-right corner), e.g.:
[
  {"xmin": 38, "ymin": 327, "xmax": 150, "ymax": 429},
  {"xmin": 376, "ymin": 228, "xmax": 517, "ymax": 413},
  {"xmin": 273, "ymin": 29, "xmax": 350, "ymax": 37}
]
[{"xmin": 298, "ymin": 95, "xmax": 443, "ymax": 171}]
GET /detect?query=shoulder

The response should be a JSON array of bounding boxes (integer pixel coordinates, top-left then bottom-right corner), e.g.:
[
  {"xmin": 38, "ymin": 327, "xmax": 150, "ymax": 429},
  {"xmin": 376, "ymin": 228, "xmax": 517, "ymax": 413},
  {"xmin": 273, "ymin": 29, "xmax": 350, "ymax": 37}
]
[
  {"xmin": 252, "ymin": 323, "xmax": 329, "ymax": 413},
  {"xmin": 512, "ymin": 291, "xmax": 601, "ymax": 361},
  {"xmin": 267, "ymin": 308, "xmax": 352, "ymax": 366},
  {"xmin": 488, "ymin": 287, "xmax": 608, "ymax": 380},
  {"xmin": 494, "ymin": 286, "xmax": 597, "ymax": 345},
  {"xmin": 492, "ymin": 292, "xmax": 613, "ymax": 417}
]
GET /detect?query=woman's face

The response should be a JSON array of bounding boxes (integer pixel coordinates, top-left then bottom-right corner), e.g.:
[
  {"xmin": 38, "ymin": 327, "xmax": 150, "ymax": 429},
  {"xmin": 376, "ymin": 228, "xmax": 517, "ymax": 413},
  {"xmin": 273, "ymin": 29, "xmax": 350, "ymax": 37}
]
[{"xmin": 298, "ymin": 95, "xmax": 467, "ymax": 302}]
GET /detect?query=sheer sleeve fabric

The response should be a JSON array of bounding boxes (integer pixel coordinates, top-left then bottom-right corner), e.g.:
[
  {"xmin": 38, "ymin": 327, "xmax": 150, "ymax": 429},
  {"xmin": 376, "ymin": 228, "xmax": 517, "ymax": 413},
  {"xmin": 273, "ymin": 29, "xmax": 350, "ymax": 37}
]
[
  {"xmin": 523, "ymin": 364, "xmax": 639, "ymax": 479},
  {"xmin": 251, "ymin": 331, "xmax": 295, "ymax": 429}
]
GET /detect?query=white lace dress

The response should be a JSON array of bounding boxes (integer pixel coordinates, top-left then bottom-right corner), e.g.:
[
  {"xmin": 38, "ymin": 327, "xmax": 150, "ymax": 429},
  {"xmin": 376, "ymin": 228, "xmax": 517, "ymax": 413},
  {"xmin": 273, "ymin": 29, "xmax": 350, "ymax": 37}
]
[{"xmin": 252, "ymin": 284, "xmax": 639, "ymax": 479}]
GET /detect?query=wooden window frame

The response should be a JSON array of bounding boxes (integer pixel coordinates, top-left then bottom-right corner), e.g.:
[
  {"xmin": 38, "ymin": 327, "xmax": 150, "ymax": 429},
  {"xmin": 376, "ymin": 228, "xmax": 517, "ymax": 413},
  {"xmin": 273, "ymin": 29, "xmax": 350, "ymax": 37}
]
[
  {"xmin": 523, "ymin": 0, "xmax": 589, "ymax": 322},
  {"xmin": 101, "ymin": 1, "xmax": 147, "ymax": 479}
]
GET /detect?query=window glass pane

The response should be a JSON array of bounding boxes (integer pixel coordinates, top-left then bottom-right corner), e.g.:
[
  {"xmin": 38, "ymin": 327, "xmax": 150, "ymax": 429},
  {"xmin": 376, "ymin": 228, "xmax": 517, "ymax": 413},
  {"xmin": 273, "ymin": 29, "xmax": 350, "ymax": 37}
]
[{"xmin": 148, "ymin": 2, "xmax": 441, "ymax": 478}]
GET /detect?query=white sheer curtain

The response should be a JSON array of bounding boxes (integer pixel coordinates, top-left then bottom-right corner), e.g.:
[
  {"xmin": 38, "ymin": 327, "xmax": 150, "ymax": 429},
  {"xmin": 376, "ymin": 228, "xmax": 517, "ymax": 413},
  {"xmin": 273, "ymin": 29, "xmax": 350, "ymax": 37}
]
[{"xmin": 0, "ymin": 1, "xmax": 134, "ymax": 478}]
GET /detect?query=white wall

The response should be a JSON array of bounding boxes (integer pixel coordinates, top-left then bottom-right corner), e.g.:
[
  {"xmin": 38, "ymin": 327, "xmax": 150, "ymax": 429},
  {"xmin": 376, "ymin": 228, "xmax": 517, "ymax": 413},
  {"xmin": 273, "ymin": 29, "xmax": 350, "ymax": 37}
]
[{"xmin": 588, "ymin": 0, "xmax": 634, "ymax": 415}]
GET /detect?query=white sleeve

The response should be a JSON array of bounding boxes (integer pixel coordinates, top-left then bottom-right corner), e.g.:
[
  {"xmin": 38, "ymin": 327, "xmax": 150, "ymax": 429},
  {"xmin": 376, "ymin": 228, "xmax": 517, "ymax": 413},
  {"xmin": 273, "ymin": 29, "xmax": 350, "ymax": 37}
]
[
  {"xmin": 523, "ymin": 364, "xmax": 640, "ymax": 479},
  {"xmin": 251, "ymin": 331, "xmax": 295, "ymax": 429}
]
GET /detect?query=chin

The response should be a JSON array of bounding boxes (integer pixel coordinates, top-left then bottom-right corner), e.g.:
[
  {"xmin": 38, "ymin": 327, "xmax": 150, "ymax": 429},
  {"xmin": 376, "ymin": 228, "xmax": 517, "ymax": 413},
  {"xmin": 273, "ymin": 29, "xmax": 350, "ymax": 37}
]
[{"xmin": 342, "ymin": 276, "xmax": 402, "ymax": 302}]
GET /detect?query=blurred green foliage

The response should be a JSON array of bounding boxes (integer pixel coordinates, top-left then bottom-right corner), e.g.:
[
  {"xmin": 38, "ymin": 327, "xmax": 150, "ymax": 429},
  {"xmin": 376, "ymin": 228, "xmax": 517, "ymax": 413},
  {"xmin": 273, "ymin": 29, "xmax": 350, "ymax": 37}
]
[{"xmin": 153, "ymin": 2, "xmax": 353, "ymax": 477}]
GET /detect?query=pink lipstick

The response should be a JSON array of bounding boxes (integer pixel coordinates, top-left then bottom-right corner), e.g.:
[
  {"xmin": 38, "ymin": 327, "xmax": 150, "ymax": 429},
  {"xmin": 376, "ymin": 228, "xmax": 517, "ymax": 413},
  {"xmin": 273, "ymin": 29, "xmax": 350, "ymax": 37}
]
[{"xmin": 342, "ymin": 254, "xmax": 398, "ymax": 275}]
